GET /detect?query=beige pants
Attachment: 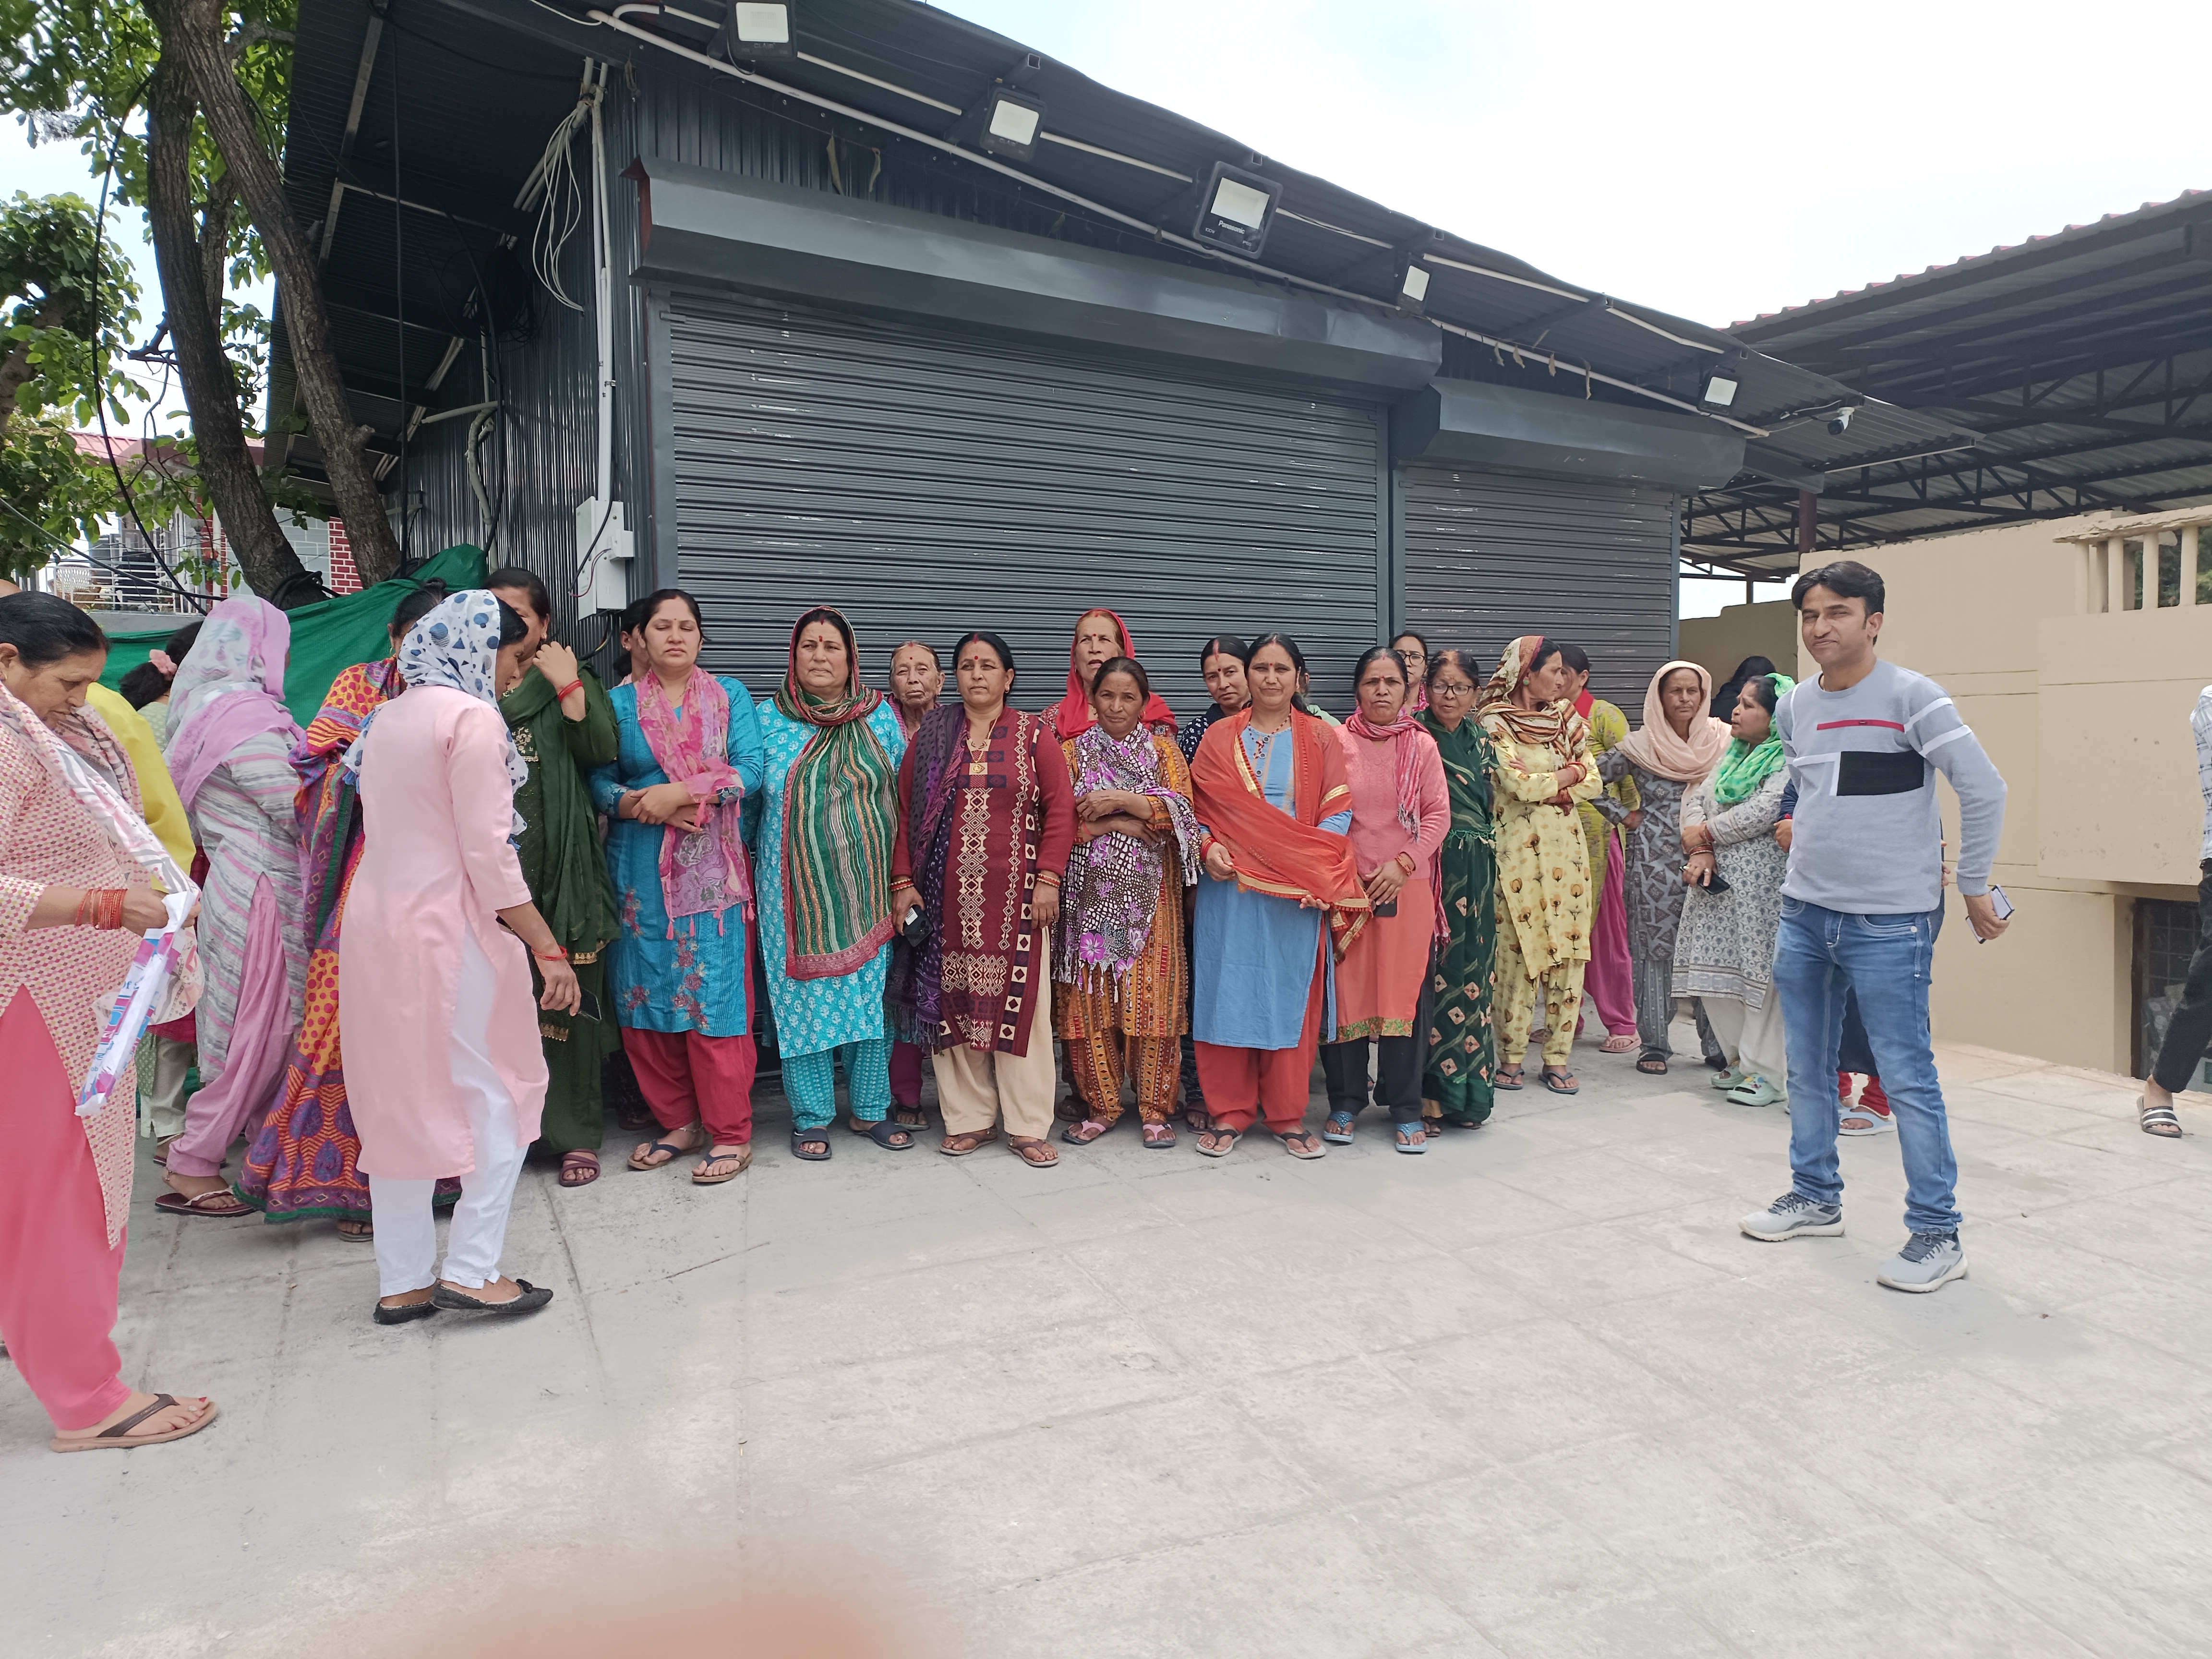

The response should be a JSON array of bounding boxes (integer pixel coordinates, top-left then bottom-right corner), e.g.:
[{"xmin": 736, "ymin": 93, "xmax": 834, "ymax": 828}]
[
  {"xmin": 1496, "ymin": 920, "xmax": 1584, "ymax": 1070},
  {"xmin": 932, "ymin": 943, "xmax": 1058, "ymax": 1141},
  {"xmin": 1699, "ymin": 992, "xmax": 1786, "ymax": 1089}
]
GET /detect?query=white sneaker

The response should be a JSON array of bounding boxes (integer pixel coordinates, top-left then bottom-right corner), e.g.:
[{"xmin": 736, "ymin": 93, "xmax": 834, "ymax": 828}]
[
  {"xmin": 1877, "ymin": 1231, "xmax": 1967, "ymax": 1293},
  {"xmin": 1739, "ymin": 1191, "xmax": 1844, "ymax": 1241}
]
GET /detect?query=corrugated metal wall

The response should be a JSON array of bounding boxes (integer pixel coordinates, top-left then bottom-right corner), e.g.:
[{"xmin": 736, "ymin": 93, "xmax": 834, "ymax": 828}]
[
  {"xmin": 665, "ymin": 291, "xmax": 1388, "ymax": 714},
  {"xmin": 1400, "ymin": 468, "xmax": 1678, "ymax": 711}
]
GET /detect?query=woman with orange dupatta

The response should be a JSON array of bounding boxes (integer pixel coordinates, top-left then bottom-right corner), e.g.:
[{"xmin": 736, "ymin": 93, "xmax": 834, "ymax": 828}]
[{"xmin": 1188, "ymin": 633, "xmax": 1368, "ymax": 1160}]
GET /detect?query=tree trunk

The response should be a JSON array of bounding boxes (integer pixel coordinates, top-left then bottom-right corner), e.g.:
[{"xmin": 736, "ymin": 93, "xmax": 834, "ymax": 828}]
[
  {"xmin": 144, "ymin": 57, "xmax": 323, "ymax": 607},
  {"xmin": 0, "ymin": 294, "xmax": 81, "ymax": 433},
  {"xmin": 150, "ymin": 0, "xmax": 404, "ymax": 587}
]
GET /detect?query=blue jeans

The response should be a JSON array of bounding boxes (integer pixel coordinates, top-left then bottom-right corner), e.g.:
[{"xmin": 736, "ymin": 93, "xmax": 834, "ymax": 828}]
[{"xmin": 1774, "ymin": 899, "xmax": 1960, "ymax": 1235}]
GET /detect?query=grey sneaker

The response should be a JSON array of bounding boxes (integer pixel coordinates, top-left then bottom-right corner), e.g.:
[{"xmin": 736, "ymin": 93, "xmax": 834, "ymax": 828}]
[
  {"xmin": 1739, "ymin": 1191, "xmax": 1844, "ymax": 1241},
  {"xmin": 1876, "ymin": 1231, "xmax": 1967, "ymax": 1293}
]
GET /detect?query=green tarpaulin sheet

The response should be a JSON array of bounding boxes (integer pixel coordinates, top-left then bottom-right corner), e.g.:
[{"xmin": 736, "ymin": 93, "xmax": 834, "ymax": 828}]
[{"xmin": 97, "ymin": 544, "xmax": 488, "ymax": 726}]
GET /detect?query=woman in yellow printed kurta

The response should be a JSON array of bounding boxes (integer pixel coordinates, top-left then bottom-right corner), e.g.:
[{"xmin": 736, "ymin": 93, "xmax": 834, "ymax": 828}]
[{"xmin": 1479, "ymin": 637, "xmax": 1601, "ymax": 1093}]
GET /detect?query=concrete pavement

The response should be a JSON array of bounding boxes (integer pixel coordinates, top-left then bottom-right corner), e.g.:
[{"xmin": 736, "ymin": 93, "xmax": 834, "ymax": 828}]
[{"xmin": 5, "ymin": 1022, "xmax": 2209, "ymax": 1658}]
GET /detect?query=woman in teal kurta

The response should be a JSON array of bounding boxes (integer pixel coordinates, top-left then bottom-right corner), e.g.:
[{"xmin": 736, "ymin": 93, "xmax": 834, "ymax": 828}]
[{"xmin": 751, "ymin": 607, "xmax": 913, "ymax": 1160}]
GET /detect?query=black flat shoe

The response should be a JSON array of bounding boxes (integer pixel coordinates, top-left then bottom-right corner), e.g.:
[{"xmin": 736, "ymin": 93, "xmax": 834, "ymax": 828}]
[
  {"xmin": 431, "ymin": 1278, "xmax": 554, "ymax": 1316},
  {"xmin": 373, "ymin": 1298, "xmax": 439, "ymax": 1326}
]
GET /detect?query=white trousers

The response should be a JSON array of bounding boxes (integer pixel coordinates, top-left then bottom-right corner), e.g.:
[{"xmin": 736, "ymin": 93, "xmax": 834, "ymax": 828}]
[
  {"xmin": 1699, "ymin": 991, "xmax": 1787, "ymax": 1089},
  {"xmin": 368, "ymin": 932, "xmax": 529, "ymax": 1296}
]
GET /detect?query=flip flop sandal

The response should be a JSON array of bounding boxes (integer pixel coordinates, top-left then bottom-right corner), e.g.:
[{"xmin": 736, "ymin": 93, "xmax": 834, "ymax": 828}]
[
  {"xmin": 2139, "ymin": 1096, "xmax": 2184, "ymax": 1138},
  {"xmin": 1635, "ymin": 1053, "xmax": 1669, "ymax": 1075},
  {"xmin": 52, "ymin": 1394, "xmax": 218, "ymax": 1453},
  {"xmin": 1007, "ymin": 1136, "xmax": 1060, "ymax": 1167},
  {"xmin": 151, "ymin": 1136, "xmax": 178, "ymax": 1167},
  {"xmin": 336, "ymin": 1219, "xmax": 375, "ymax": 1242},
  {"xmin": 1060, "ymin": 1118, "xmax": 1111, "ymax": 1144},
  {"xmin": 1321, "ymin": 1110, "xmax": 1357, "ymax": 1144},
  {"xmin": 1394, "ymin": 1123, "xmax": 1428, "ymax": 1154},
  {"xmin": 1599, "ymin": 1034, "xmax": 1639, "ymax": 1054},
  {"xmin": 1183, "ymin": 1107, "xmax": 1212, "ymax": 1132},
  {"xmin": 1838, "ymin": 1106, "xmax": 1896, "ymax": 1136},
  {"xmin": 432, "ymin": 1278, "xmax": 554, "ymax": 1315},
  {"xmin": 1540, "ymin": 1070, "xmax": 1579, "ymax": 1095},
  {"xmin": 558, "ymin": 1151, "xmax": 601, "ymax": 1187},
  {"xmin": 1274, "ymin": 1129, "xmax": 1327, "ymax": 1160},
  {"xmin": 850, "ymin": 1118, "xmax": 915, "ymax": 1150},
  {"xmin": 627, "ymin": 1127, "xmax": 704, "ymax": 1171},
  {"xmin": 1195, "ymin": 1127, "xmax": 1242, "ymax": 1158},
  {"xmin": 1437, "ymin": 1113, "xmax": 1488, "ymax": 1130},
  {"xmin": 1142, "ymin": 1123, "xmax": 1177, "ymax": 1148},
  {"xmin": 694, "ymin": 1144, "xmax": 754, "ymax": 1184},
  {"xmin": 1496, "ymin": 1065, "xmax": 1525, "ymax": 1091},
  {"xmin": 790, "ymin": 1127, "xmax": 834, "ymax": 1162},
  {"xmin": 892, "ymin": 1106, "xmax": 929, "ymax": 1130},
  {"xmin": 938, "ymin": 1128, "xmax": 999, "ymax": 1157},
  {"xmin": 154, "ymin": 1188, "xmax": 251, "ymax": 1219}
]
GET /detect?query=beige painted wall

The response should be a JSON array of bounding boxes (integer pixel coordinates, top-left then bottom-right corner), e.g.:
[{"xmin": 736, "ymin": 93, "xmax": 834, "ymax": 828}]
[
  {"xmin": 1680, "ymin": 599, "xmax": 1797, "ymax": 690},
  {"xmin": 1821, "ymin": 511, "xmax": 2202, "ymax": 1072}
]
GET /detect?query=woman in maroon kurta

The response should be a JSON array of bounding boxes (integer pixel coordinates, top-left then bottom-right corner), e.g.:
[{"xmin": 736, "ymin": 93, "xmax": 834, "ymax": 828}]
[{"xmin": 887, "ymin": 631, "xmax": 1076, "ymax": 1166}]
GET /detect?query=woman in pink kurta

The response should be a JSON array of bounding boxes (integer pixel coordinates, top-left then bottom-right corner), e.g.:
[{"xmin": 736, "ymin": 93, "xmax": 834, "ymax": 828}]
[
  {"xmin": 0, "ymin": 592, "xmax": 217, "ymax": 1450},
  {"xmin": 339, "ymin": 591, "xmax": 579, "ymax": 1325},
  {"xmin": 1320, "ymin": 645, "xmax": 1451, "ymax": 1154}
]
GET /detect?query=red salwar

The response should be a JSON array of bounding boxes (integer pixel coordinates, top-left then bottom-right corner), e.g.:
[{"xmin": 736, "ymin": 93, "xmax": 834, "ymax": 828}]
[{"xmin": 1192, "ymin": 954, "xmax": 1327, "ymax": 1135}]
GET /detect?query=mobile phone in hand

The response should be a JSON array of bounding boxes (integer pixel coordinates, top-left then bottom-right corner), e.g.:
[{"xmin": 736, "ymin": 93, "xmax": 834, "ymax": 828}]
[
  {"xmin": 1974, "ymin": 884, "xmax": 2014, "ymax": 943},
  {"xmin": 574, "ymin": 987, "xmax": 602, "ymax": 1022}
]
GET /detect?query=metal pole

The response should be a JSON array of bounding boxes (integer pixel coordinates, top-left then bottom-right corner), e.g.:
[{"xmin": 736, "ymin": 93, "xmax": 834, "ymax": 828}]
[{"xmin": 1797, "ymin": 490, "xmax": 1817, "ymax": 565}]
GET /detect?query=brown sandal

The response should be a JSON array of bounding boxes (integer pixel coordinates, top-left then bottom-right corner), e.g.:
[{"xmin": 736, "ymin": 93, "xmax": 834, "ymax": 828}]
[
  {"xmin": 692, "ymin": 1143, "xmax": 752, "ymax": 1185},
  {"xmin": 1060, "ymin": 1118, "xmax": 1110, "ymax": 1144},
  {"xmin": 154, "ymin": 1187, "xmax": 251, "ymax": 1219},
  {"xmin": 52, "ymin": 1393, "xmax": 218, "ymax": 1453},
  {"xmin": 938, "ymin": 1127, "xmax": 999, "ymax": 1157},
  {"xmin": 558, "ymin": 1151, "xmax": 600, "ymax": 1188},
  {"xmin": 1008, "ymin": 1135, "xmax": 1059, "ymax": 1167}
]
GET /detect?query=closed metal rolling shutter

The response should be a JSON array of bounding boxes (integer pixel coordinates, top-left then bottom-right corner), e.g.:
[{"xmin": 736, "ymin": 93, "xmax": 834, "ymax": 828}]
[
  {"xmin": 664, "ymin": 291, "xmax": 1388, "ymax": 715},
  {"xmin": 1400, "ymin": 467, "xmax": 1677, "ymax": 711}
]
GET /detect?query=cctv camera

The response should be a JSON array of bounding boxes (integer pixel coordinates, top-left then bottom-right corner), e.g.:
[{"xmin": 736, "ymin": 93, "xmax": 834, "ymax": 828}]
[{"xmin": 1827, "ymin": 407, "xmax": 1855, "ymax": 436}]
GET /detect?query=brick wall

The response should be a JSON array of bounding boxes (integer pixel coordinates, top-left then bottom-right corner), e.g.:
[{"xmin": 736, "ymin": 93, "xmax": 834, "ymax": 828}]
[{"xmin": 328, "ymin": 519, "xmax": 363, "ymax": 595}]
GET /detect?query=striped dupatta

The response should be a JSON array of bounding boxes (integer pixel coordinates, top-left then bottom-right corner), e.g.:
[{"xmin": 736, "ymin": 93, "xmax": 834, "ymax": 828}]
[
  {"xmin": 1188, "ymin": 707, "xmax": 1371, "ymax": 961},
  {"xmin": 769, "ymin": 611, "xmax": 899, "ymax": 980}
]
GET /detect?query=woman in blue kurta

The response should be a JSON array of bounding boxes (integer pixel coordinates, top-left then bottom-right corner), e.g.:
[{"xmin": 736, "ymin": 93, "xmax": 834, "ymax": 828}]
[
  {"xmin": 1187, "ymin": 633, "xmax": 1367, "ymax": 1159},
  {"xmin": 589, "ymin": 589, "xmax": 765, "ymax": 1187},
  {"xmin": 752, "ymin": 607, "xmax": 913, "ymax": 1161}
]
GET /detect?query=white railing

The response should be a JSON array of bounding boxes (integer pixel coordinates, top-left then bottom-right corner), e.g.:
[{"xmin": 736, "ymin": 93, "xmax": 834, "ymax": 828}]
[{"xmin": 2057, "ymin": 508, "xmax": 2212, "ymax": 614}]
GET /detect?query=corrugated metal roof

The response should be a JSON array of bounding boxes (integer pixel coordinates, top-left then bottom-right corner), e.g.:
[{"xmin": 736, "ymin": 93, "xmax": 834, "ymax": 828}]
[
  {"xmin": 1686, "ymin": 189, "xmax": 2212, "ymax": 570},
  {"xmin": 275, "ymin": 0, "xmax": 1938, "ymax": 504}
]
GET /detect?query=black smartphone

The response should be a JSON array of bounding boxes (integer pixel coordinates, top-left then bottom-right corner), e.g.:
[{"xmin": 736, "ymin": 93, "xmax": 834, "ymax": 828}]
[
  {"xmin": 1374, "ymin": 898, "xmax": 1399, "ymax": 917},
  {"xmin": 1703, "ymin": 870, "xmax": 1732, "ymax": 894},
  {"xmin": 901, "ymin": 905, "xmax": 930, "ymax": 948},
  {"xmin": 574, "ymin": 987, "xmax": 602, "ymax": 1023}
]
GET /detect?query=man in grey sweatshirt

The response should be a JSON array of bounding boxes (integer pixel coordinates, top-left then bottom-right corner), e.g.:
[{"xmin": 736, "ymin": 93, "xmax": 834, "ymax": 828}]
[{"xmin": 1739, "ymin": 560, "xmax": 2009, "ymax": 1293}]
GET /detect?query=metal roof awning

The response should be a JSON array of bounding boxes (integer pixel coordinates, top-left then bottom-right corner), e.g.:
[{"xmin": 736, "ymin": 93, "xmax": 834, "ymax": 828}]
[
  {"xmin": 1393, "ymin": 377, "xmax": 1745, "ymax": 493},
  {"xmin": 1685, "ymin": 190, "xmax": 2212, "ymax": 573}
]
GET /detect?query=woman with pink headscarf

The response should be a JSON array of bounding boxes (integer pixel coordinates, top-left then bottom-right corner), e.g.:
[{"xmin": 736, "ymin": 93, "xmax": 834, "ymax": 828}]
[{"xmin": 156, "ymin": 597, "xmax": 308, "ymax": 1216}]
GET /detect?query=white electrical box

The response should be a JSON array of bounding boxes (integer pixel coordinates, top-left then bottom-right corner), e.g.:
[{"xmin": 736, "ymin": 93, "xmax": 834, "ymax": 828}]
[{"xmin": 575, "ymin": 496, "xmax": 633, "ymax": 615}]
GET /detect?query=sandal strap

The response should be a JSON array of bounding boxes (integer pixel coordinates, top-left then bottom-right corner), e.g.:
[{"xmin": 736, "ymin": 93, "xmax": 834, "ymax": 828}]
[{"xmin": 99, "ymin": 1393, "xmax": 180, "ymax": 1439}]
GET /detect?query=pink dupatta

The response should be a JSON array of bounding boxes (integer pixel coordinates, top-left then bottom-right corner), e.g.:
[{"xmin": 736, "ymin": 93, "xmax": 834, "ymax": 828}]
[{"xmin": 635, "ymin": 667, "xmax": 752, "ymax": 935}]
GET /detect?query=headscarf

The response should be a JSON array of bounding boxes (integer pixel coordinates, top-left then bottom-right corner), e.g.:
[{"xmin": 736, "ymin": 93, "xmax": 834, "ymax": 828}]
[
  {"xmin": 1476, "ymin": 636, "xmax": 1586, "ymax": 755},
  {"xmin": 769, "ymin": 608, "xmax": 899, "ymax": 979},
  {"xmin": 162, "ymin": 595, "xmax": 300, "ymax": 811},
  {"xmin": 634, "ymin": 659, "xmax": 753, "ymax": 935},
  {"xmin": 1050, "ymin": 608, "xmax": 1176, "ymax": 741},
  {"xmin": 1342, "ymin": 705, "xmax": 1427, "ymax": 836},
  {"xmin": 344, "ymin": 590, "xmax": 529, "ymax": 838},
  {"xmin": 1055, "ymin": 722, "xmax": 1199, "ymax": 989},
  {"xmin": 1712, "ymin": 673, "xmax": 1796, "ymax": 805},
  {"xmin": 1610, "ymin": 659, "xmax": 1731, "ymax": 783}
]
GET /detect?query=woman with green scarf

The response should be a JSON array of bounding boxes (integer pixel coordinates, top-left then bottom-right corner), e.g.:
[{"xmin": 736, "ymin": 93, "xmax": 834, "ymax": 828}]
[
  {"xmin": 1674, "ymin": 671, "xmax": 1795, "ymax": 1107},
  {"xmin": 488, "ymin": 571, "xmax": 622, "ymax": 1186},
  {"xmin": 750, "ymin": 607, "xmax": 914, "ymax": 1162},
  {"xmin": 1416, "ymin": 649, "xmax": 1501, "ymax": 1130}
]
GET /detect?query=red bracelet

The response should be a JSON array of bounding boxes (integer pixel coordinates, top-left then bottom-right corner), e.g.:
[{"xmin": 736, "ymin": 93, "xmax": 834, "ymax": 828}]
[
  {"xmin": 554, "ymin": 679, "xmax": 584, "ymax": 701},
  {"xmin": 533, "ymin": 945, "xmax": 570, "ymax": 962}
]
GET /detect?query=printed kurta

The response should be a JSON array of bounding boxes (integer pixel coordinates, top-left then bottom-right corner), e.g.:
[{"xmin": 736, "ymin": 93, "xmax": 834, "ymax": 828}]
[
  {"xmin": 589, "ymin": 677, "xmax": 765, "ymax": 1037},
  {"xmin": 1577, "ymin": 697, "xmax": 1636, "ymax": 911},
  {"xmin": 185, "ymin": 732, "xmax": 307, "ymax": 1076},
  {"xmin": 1419, "ymin": 713, "xmax": 1498, "ymax": 1123},
  {"xmin": 1052, "ymin": 729, "xmax": 1193, "ymax": 1044},
  {"xmin": 341, "ymin": 687, "xmax": 546, "ymax": 1178},
  {"xmin": 1672, "ymin": 769, "xmax": 1789, "ymax": 1010},
  {"xmin": 0, "ymin": 712, "xmax": 148, "ymax": 1244},
  {"xmin": 1596, "ymin": 749, "xmax": 1707, "ymax": 1056},
  {"xmin": 1482, "ymin": 716, "xmax": 1600, "ymax": 1068},
  {"xmin": 754, "ymin": 698, "xmax": 908, "ymax": 1055}
]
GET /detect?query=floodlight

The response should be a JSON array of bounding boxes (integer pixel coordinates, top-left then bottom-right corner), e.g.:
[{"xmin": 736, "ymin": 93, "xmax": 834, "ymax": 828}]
[
  {"xmin": 717, "ymin": 1, "xmax": 795, "ymax": 62},
  {"xmin": 970, "ymin": 85, "xmax": 1046, "ymax": 162},
  {"xmin": 1191, "ymin": 160, "xmax": 1282, "ymax": 258}
]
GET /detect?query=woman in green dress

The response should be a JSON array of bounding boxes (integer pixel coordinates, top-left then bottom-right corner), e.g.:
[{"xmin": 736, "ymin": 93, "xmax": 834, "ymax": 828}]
[
  {"xmin": 1417, "ymin": 649, "xmax": 1499, "ymax": 1130},
  {"xmin": 487, "ymin": 569, "xmax": 622, "ymax": 1187}
]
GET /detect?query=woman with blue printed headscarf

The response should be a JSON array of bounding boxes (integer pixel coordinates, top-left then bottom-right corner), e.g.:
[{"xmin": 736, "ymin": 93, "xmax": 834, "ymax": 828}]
[{"xmin": 339, "ymin": 591, "xmax": 582, "ymax": 1327}]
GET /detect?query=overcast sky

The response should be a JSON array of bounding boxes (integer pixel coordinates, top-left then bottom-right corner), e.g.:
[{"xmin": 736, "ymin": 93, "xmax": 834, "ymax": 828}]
[{"xmin": 9, "ymin": 1, "xmax": 2205, "ymax": 610}]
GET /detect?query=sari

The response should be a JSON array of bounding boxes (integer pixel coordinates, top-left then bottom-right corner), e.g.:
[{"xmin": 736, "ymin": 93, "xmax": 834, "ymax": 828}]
[{"xmin": 1419, "ymin": 710, "xmax": 1499, "ymax": 1124}]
